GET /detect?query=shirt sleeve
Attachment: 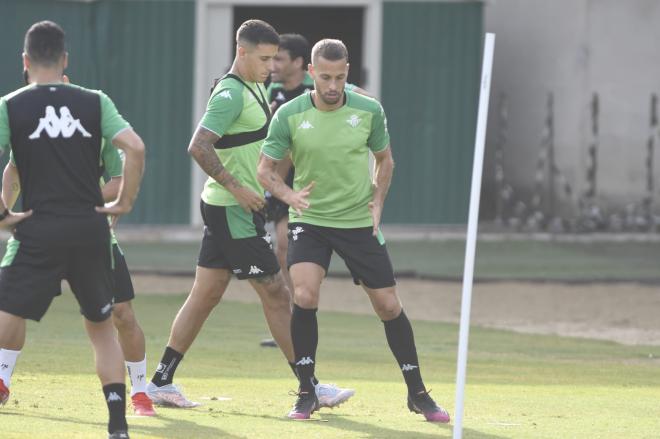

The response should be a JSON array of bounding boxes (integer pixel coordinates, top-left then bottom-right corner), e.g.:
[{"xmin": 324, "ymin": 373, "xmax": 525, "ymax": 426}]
[
  {"xmin": 101, "ymin": 139, "xmax": 123, "ymax": 177},
  {"xmin": 0, "ymin": 99, "xmax": 10, "ymax": 154},
  {"xmin": 261, "ymin": 111, "xmax": 291, "ymax": 160},
  {"xmin": 199, "ymin": 83, "xmax": 244, "ymax": 137},
  {"xmin": 99, "ymin": 91, "xmax": 131, "ymax": 144},
  {"xmin": 368, "ymin": 102, "xmax": 390, "ymax": 153}
]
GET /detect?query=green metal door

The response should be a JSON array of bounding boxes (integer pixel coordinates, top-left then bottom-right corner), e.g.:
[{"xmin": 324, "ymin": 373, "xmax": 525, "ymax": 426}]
[
  {"xmin": 381, "ymin": 1, "xmax": 483, "ymax": 224},
  {"xmin": 0, "ymin": 0, "xmax": 195, "ymax": 224}
]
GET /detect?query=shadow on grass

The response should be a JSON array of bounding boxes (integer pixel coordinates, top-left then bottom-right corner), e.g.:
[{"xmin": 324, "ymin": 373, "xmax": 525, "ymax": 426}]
[
  {"xmin": 1, "ymin": 408, "xmax": 244, "ymax": 439},
  {"xmin": 223, "ymin": 409, "xmax": 507, "ymax": 439}
]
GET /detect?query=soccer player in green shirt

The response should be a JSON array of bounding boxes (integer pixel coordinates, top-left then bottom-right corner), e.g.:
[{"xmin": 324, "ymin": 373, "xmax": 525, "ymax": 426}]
[
  {"xmin": 147, "ymin": 19, "xmax": 353, "ymax": 410},
  {"xmin": 2, "ymin": 71, "xmax": 156, "ymax": 418},
  {"xmin": 0, "ymin": 21, "xmax": 145, "ymax": 439},
  {"xmin": 258, "ymin": 39, "xmax": 451, "ymax": 422}
]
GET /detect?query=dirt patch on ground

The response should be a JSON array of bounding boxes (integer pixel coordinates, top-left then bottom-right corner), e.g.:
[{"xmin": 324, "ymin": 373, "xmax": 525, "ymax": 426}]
[{"xmin": 132, "ymin": 274, "xmax": 660, "ymax": 346}]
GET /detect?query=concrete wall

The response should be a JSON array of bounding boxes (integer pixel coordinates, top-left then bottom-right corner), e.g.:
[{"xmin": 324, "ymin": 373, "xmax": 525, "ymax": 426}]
[{"xmin": 484, "ymin": 0, "xmax": 660, "ymax": 216}]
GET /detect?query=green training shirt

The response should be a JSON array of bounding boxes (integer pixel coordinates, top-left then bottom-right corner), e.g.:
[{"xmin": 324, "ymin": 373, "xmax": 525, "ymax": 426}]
[
  {"xmin": 199, "ymin": 76, "xmax": 269, "ymax": 206},
  {"xmin": 0, "ymin": 83, "xmax": 129, "ymax": 153},
  {"xmin": 261, "ymin": 90, "xmax": 390, "ymax": 228}
]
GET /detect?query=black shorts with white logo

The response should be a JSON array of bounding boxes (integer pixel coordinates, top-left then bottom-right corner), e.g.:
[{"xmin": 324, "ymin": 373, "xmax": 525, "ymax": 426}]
[
  {"xmin": 0, "ymin": 235, "xmax": 115, "ymax": 322},
  {"xmin": 197, "ymin": 200, "xmax": 279, "ymax": 280},
  {"xmin": 112, "ymin": 243, "xmax": 135, "ymax": 303},
  {"xmin": 287, "ymin": 222, "xmax": 396, "ymax": 289}
]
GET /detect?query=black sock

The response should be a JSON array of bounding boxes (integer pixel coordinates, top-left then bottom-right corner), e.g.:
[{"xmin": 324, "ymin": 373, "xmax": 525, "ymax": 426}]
[
  {"xmin": 151, "ymin": 346, "xmax": 183, "ymax": 387},
  {"xmin": 383, "ymin": 310, "xmax": 426, "ymax": 395},
  {"xmin": 291, "ymin": 304, "xmax": 318, "ymax": 393},
  {"xmin": 289, "ymin": 362, "xmax": 320, "ymax": 386},
  {"xmin": 289, "ymin": 361, "xmax": 298, "ymax": 378},
  {"xmin": 103, "ymin": 383, "xmax": 128, "ymax": 434}
]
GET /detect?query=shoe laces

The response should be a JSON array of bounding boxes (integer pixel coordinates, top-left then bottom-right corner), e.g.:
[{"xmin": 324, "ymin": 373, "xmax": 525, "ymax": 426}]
[
  {"xmin": 413, "ymin": 389, "xmax": 439, "ymax": 410},
  {"xmin": 289, "ymin": 389, "xmax": 315, "ymax": 410}
]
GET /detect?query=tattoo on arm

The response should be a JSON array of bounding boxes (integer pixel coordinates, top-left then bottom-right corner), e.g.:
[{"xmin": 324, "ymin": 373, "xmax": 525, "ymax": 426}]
[
  {"xmin": 189, "ymin": 127, "xmax": 243, "ymax": 189},
  {"xmin": 263, "ymin": 157, "xmax": 291, "ymax": 200}
]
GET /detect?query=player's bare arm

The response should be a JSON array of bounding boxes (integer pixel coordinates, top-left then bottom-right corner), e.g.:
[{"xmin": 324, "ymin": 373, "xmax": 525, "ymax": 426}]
[
  {"xmin": 0, "ymin": 162, "xmax": 32, "ymax": 228},
  {"xmin": 188, "ymin": 125, "xmax": 264, "ymax": 212},
  {"xmin": 2, "ymin": 162, "xmax": 20, "ymax": 209},
  {"xmin": 257, "ymin": 153, "xmax": 313, "ymax": 217},
  {"xmin": 102, "ymin": 176, "xmax": 121, "ymax": 203},
  {"xmin": 369, "ymin": 146, "xmax": 394, "ymax": 236},
  {"xmin": 96, "ymin": 128, "xmax": 145, "ymax": 223}
]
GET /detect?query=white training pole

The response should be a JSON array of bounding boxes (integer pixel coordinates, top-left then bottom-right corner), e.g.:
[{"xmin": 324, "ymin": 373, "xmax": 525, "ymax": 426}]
[{"xmin": 452, "ymin": 33, "xmax": 495, "ymax": 439}]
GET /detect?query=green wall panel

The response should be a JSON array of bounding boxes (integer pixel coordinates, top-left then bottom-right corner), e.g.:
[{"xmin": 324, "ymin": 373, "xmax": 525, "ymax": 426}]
[
  {"xmin": 382, "ymin": 1, "xmax": 483, "ymax": 224},
  {"xmin": 0, "ymin": 0, "xmax": 194, "ymax": 224}
]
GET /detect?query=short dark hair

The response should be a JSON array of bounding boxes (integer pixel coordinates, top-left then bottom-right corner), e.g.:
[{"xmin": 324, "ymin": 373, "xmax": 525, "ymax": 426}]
[
  {"xmin": 236, "ymin": 19, "xmax": 279, "ymax": 46},
  {"xmin": 24, "ymin": 21, "xmax": 66, "ymax": 66},
  {"xmin": 311, "ymin": 39, "xmax": 348, "ymax": 63},
  {"xmin": 279, "ymin": 34, "xmax": 310, "ymax": 66}
]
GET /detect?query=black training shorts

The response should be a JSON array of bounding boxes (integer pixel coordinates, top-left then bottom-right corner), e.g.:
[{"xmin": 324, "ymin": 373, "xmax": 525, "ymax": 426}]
[
  {"xmin": 197, "ymin": 200, "xmax": 279, "ymax": 279},
  {"xmin": 0, "ymin": 236, "xmax": 114, "ymax": 322},
  {"xmin": 264, "ymin": 167, "xmax": 294, "ymax": 224},
  {"xmin": 287, "ymin": 222, "xmax": 396, "ymax": 289},
  {"xmin": 112, "ymin": 243, "xmax": 135, "ymax": 303}
]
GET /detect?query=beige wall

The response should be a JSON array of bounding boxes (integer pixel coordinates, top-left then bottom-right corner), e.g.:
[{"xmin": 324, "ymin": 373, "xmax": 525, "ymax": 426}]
[{"xmin": 484, "ymin": 0, "xmax": 660, "ymax": 214}]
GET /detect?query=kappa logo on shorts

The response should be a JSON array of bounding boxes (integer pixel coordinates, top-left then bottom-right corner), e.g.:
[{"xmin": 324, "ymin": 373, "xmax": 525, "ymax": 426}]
[
  {"xmin": 296, "ymin": 357, "xmax": 314, "ymax": 366},
  {"xmin": 101, "ymin": 303, "xmax": 112, "ymax": 315},
  {"xmin": 249, "ymin": 265, "xmax": 264, "ymax": 275},
  {"xmin": 233, "ymin": 268, "xmax": 243, "ymax": 274},
  {"xmin": 291, "ymin": 226, "xmax": 304, "ymax": 241},
  {"xmin": 262, "ymin": 234, "xmax": 273, "ymax": 249},
  {"xmin": 401, "ymin": 364, "xmax": 419, "ymax": 372},
  {"xmin": 29, "ymin": 105, "xmax": 92, "ymax": 139},
  {"xmin": 106, "ymin": 392, "xmax": 123, "ymax": 402}
]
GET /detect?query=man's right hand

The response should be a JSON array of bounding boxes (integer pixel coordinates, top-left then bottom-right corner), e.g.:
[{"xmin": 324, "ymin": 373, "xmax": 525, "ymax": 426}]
[
  {"xmin": 230, "ymin": 185, "xmax": 266, "ymax": 213},
  {"xmin": 0, "ymin": 210, "xmax": 33, "ymax": 229},
  {"xmin": 284, "ymin": 181, "xmax": 315, "ymax": 217}
]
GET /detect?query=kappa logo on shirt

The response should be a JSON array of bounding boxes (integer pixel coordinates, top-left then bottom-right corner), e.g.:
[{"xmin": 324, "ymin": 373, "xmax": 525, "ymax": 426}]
[
  {"xmin": 346, "ymin": 114, "xmax": 361, "ymax": 128},
  {"xmin": 298, "ymin": 120, "xmax": 314, "ymax": 130},
  {"xmin": 29, "ymin": 105, "xmax": 92, "ymax": 139},
  {"xmin": 219, "ymin": 90, "xmax": 232, "ymax": 100},
  {"xmin": 276, "ymin": 91, "xmax": 285, "ymax": 101}
]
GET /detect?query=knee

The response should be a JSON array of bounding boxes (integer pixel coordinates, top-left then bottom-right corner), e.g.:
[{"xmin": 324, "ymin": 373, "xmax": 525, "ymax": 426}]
[
  {"xmin": 293, "ymin": 285, "xmax": 318, "ymax": 309},
  {"xmin": 112, "ymin": 303, "xmax": 136, "ymax": 330},
  {"xmin": 373, "ymin": 295, "xmax": 402, "ymax": 321}
]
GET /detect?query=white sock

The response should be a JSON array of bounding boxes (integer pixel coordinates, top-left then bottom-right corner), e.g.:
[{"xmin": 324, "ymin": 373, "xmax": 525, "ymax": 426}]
[
  {"xmin": 0, "ymin": 349, "xmax": 21, "ymax": 387},
  {"xmin": 125, "ymin": 356, "xmax": 147, "ymax": 396}
]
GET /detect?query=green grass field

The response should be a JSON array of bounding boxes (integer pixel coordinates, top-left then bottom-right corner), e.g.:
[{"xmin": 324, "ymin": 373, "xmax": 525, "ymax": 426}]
[
  {"xmin": 2, "ymin": 293, "xmax": 659, "ymax": 438},
  {"xmin": 114, "ymin": 239, "xmax": 660, "ymax": 281}
]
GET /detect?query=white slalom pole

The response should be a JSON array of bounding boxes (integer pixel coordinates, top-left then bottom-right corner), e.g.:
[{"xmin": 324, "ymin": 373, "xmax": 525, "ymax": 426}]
[{"xmin": 452, "ymin": 33, "xmax": 495, "ymax": 439}]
